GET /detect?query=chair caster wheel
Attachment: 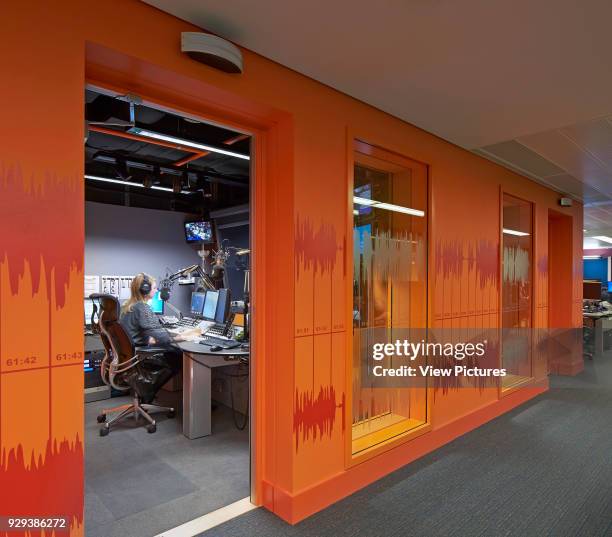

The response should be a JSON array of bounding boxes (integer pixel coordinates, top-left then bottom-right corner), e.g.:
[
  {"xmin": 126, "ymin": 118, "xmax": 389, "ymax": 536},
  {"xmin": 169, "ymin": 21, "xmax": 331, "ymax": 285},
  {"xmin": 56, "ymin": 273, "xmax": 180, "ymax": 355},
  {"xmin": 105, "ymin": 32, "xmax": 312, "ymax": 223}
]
[
  {"xmin": 167, "ymin": 409, "xmax": 176, "ymax": 418},
  {"xmin": 97, "ymin": 414, "xmax": 106, "ymax": 423},
  {"xmin": 147, "ymin": 424, "xmax": 157, "ymax": 434},
  {"xmin": 99, "ymin": 427, "xmax": 109, "ymax": 437}
]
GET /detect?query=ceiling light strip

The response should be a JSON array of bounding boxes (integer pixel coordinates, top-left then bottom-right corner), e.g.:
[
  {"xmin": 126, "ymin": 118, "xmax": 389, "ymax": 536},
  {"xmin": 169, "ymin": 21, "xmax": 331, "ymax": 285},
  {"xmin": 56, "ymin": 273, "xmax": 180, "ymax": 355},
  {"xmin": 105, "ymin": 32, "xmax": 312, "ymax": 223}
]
[
  {"xmin": 593, "ymin": 235, "xmax": 612, "ymax": 244},
  {"xmin": 353, "ymin": 196, "xmax": 424, "ymax": 217},
  {"xmin": 129, "ymin": 128, "xmax": 250, "ymax": 160},
  {"xmin": 502, "ymin": 228, "xmax": 530, "ymax": 237},
  {"xmin": 85, "ymin": 175, "xmax": 192, "ymax": 194}
]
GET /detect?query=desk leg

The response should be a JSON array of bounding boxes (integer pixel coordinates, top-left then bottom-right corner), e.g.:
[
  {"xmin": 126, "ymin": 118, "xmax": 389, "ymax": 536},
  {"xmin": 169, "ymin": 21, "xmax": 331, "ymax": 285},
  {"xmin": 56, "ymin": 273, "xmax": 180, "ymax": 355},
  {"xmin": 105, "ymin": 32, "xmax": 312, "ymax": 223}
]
[
  {"xmin": 182, "ymin": 353, "xmax": 212, "ymax": 439},
  {"xmin": 594, "ymin": 319, "xmax": 604, "ymax": 359}
]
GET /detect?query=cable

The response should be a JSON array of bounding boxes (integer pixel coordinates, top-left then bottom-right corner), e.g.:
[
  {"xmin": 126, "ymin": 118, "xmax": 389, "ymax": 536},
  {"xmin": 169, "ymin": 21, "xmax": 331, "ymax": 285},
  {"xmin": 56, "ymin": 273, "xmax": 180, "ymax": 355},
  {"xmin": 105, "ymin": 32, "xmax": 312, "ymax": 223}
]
[{"xmin": 227, "ymin": 363, "xmax": 249, "ymax": 430}]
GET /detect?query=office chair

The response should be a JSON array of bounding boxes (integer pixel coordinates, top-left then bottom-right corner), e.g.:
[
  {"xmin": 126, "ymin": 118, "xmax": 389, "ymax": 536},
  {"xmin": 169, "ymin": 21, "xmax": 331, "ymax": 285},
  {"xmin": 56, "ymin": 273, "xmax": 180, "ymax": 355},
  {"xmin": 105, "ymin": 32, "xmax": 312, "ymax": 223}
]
[{"xmin": 90, "ymin": 294, "xmax": 176, "ymax": 435}]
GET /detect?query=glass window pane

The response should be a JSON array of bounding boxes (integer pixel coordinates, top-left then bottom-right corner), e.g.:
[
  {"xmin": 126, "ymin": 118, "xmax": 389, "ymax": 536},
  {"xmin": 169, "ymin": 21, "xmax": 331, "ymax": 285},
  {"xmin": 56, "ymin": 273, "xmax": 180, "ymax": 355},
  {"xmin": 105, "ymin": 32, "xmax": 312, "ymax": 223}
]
[
  {"xmin": 352, "ymin": 143, "xmax": 428, "ymax": 456},
  {"xmin": 501, "ymin": 193, "xmax": 533, "ymax": 388}
]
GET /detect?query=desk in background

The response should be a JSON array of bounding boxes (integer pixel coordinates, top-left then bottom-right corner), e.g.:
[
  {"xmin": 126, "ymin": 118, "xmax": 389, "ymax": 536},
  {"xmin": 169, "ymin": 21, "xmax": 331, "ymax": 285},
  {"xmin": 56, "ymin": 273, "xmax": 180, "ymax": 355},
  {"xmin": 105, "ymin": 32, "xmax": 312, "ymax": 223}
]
[
  {"xmin": 84, "ymin": 334, "xmax": 111, "ymax": 402},
  {"xmin": 583, "ymin": 312, "xmax": 612, "ymax": 358},
  {"xmin": 178, "ymin": 340, "xmax": 249, "ymax": 439}
]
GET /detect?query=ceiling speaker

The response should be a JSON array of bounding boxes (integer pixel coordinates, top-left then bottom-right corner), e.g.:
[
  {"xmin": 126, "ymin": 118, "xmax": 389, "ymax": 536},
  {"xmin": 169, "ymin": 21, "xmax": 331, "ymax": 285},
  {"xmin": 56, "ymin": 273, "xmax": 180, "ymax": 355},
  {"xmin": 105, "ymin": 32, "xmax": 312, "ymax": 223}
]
[{"xmin": 181, "ymin": 32, "xmax": 243, "ymax": 74}]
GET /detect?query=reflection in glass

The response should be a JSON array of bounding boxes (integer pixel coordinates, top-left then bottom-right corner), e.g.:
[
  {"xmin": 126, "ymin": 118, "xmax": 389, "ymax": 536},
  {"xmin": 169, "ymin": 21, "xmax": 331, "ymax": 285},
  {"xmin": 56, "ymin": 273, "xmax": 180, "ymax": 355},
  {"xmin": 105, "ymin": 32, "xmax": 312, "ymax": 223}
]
[
  {"xmin": 501, "ymin": 194, "xmax": 533, "ymax": 388},
  {"xmin": 352, "ymin": 144, "xmax": 428, "ymax": 456}
]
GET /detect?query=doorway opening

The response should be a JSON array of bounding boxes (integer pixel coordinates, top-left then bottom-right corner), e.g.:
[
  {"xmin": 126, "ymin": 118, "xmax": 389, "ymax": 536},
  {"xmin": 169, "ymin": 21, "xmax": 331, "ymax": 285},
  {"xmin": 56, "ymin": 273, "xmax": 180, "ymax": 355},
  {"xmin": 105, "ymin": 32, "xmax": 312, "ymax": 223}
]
[{"xmin": 82, "ymin": 86, "xmax": 253, "ymax": 536}]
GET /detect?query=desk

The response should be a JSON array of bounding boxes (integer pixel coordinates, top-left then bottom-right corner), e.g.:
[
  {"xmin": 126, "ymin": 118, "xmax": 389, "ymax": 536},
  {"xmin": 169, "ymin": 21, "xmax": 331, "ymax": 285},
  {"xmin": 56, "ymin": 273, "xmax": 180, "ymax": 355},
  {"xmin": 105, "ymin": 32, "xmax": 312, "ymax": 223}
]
[
  {"xmin": 84, "ymin": 334, "xmax": 111, "ymax": 402},
  {"xmin": 583, "ymin": 313, "xmax": 612, "ymax": 358},
  {"xmin": 178, "ymin": 340, "xmax": 249, "ymax": 439}
]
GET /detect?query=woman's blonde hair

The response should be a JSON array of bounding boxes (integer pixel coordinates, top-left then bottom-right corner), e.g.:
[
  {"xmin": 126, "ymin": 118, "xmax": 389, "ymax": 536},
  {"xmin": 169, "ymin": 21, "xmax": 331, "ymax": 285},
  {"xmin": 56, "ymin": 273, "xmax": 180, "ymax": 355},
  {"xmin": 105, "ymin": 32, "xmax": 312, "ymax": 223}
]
[{"xmin": 121, "ymin": 273, "xmax": 156, "ymax": 314}]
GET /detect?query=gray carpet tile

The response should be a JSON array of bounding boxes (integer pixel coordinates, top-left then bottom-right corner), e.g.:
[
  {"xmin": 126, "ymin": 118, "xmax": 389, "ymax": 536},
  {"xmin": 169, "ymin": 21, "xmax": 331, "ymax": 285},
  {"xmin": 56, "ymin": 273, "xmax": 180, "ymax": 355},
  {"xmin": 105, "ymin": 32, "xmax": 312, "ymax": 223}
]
[
  {"xmin": 201, "ymin": 355, "xmax": 612, "ymax": 537},
  {"xmin": 85, "ymin": 393, "xmax": 249, "ymax": 536}
]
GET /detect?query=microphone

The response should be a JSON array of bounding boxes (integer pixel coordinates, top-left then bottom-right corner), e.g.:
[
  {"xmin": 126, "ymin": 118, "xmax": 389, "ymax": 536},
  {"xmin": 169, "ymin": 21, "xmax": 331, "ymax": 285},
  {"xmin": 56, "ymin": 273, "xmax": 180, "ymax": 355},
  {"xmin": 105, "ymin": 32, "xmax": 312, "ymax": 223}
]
[{"xmin": 159, "ymin": 285, "xmax": 171, "ymax": 301}]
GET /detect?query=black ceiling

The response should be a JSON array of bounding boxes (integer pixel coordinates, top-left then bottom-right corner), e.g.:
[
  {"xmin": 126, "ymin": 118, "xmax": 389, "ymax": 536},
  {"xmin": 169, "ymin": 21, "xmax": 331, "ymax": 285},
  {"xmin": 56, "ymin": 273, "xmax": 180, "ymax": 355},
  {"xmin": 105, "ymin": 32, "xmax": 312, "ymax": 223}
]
[{"xmin": 85, "ymin": 89, "xmax": 250, "ymax": 215}]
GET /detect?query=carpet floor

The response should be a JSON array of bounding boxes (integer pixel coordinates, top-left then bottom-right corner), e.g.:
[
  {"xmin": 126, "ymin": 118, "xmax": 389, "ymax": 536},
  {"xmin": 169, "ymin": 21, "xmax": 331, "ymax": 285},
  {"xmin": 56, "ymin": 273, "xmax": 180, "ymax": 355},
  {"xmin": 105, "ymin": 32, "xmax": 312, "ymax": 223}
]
[
  {"xmin": 85, "ymin": 391, "xmax": 249, "ymax": 537},
  {"xmin": 201, "ymin": 355, "xmax": 612, "ymax": 537}
]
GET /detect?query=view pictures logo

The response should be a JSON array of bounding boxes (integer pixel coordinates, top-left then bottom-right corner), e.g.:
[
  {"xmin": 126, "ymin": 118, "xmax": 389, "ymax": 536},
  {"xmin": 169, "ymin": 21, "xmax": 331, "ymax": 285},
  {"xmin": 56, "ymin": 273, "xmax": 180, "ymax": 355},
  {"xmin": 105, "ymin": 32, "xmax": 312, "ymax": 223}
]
[{"xmin": 372, "ymin": 340, "xmax": 487, "ymax": 361}]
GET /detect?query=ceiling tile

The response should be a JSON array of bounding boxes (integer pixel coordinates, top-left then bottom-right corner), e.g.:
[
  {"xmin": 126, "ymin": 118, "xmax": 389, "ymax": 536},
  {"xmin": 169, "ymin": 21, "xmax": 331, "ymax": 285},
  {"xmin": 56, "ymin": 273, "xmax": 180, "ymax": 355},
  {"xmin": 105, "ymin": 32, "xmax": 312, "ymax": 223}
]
[
  {"xmin": 478, "ymin": 140, "xmax": 564, "ymax": 177},
  {"xmin": 560, "ymin": 119, "xmax": 612, "ymax": 170},
  {"xmin": 517, "ymin": 130, "xmax": 612, "ymax": 194}
]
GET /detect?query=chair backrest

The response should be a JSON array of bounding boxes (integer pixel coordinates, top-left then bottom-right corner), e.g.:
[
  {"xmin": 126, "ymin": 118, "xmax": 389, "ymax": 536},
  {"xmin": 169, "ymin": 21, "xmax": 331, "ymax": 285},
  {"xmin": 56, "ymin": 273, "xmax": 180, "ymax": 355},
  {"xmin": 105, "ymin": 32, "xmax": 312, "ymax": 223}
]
[{"xmin": 90, "ymin": 293, "xmax": 135, "ymax": 370}]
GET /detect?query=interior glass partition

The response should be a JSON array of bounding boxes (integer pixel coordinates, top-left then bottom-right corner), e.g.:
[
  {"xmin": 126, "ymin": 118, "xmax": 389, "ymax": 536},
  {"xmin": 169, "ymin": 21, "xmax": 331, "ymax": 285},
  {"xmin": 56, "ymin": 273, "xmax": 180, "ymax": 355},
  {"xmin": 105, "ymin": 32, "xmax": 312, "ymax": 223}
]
[
  {"xmin": 501, "ymin": 193, "xmax": 533, "ymax": 389},
  {"xmin": 351, "ymin": 141, "xmax": 428, "ymax": 456}
]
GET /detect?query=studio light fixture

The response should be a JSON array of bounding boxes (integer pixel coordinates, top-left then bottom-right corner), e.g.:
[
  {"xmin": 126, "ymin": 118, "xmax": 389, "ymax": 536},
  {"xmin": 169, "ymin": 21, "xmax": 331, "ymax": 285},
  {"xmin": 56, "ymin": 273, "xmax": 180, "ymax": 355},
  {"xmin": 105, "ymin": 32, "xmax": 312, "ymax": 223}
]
[
  {"xmin": 502, "ymin": 228, "xmax": 530, "ymax": 237},
  {"xmin": 85, "ymin": 174, "xmax": 192, "ymax": 194},
  {"xmin": 128, "ymin": 128, "xmax": 250, "ymax": 160},
  {"xmin": 583, "ymin": 255, "xmax": 602, "ymax": 259},
  {"xmin": 353, "ymin": 196, "xmax": 425, "ymax": 217}
]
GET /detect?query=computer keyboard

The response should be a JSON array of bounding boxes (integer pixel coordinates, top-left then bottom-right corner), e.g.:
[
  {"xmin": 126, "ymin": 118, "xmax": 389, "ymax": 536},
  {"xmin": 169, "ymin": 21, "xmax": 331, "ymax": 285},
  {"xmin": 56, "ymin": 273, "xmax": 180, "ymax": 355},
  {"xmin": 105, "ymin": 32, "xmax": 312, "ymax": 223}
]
[{"xmin": 199, "ymin": 335, "xmax": 241, "ymax": 349}]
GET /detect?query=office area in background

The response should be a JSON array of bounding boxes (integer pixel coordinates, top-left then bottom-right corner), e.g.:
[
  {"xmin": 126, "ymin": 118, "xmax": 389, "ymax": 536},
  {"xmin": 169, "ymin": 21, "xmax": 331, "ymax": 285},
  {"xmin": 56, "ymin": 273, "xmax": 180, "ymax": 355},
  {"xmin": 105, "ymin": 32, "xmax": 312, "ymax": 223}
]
[
  {"xmin": 82, "ymin": 88, "xmax": 253, "ymax": 536},
  {"xmin": 582, "ymin": 251, "xmax": 612, "ymax": 358}
]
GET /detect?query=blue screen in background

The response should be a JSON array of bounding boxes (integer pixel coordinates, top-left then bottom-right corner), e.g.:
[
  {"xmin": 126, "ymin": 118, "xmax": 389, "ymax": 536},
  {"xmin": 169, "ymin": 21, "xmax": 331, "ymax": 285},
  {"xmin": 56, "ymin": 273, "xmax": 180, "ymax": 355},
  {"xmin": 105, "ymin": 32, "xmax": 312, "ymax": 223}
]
[
  {"xmin": 608, "ymin": 281, "xmax": 612, "ymax": 293},
  {"xmin": 148, "ymin": 291, "xmax": 164, "ymax": 314},
  {"xmin": 355, "ymin": 224, "xmax": 372, "ymax": 254},
  {"xmin": 583, "ymin": 258, "xmax": 608, "ymax": 282}
]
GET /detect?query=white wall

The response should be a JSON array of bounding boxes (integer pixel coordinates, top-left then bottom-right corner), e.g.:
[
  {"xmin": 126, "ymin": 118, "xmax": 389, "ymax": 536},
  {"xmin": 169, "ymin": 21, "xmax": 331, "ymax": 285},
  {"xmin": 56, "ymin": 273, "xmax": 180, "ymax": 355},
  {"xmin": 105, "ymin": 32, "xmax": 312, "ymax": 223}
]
[{"xmin": 85, "ymin": 201, "xmax": 201, "ymax": 313}]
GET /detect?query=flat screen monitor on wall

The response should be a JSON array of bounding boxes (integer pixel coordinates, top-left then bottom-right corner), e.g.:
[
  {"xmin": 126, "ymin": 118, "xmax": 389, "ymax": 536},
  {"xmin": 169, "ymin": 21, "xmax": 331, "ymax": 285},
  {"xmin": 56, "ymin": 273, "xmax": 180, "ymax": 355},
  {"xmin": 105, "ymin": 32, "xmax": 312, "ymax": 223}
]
[{"xmin": 184, "ymin": 221, "xmax": 213, "ymax": 243}]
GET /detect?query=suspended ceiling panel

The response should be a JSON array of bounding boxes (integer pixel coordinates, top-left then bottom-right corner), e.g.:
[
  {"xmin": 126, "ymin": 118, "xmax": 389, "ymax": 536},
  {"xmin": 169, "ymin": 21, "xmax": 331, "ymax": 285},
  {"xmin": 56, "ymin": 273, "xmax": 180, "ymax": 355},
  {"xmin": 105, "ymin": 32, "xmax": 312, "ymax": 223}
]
[
  {"xmin": 144, "ymin": 0, "xmax": 612, "ymax": 149},
  {"xmin": 145, "ymin": 0, "xmax": 612, "ymax": 240}
]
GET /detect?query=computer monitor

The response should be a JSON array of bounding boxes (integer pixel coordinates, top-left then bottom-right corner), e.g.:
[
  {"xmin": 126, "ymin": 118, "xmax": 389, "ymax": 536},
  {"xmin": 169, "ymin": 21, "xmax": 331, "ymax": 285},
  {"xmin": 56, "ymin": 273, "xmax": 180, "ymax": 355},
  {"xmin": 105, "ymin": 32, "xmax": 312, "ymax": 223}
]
[
  {"xmin": 202, "ymin": 290, "xmax": 219, "ymax": 321},
  {"xmin": 184, "ymin": 221, "xmax": 213, "ymax": 243},
  {"xmin": 147, "ymin": 291, "xmax": 164, "ymax": 314},
  {"xmin": 190, "ymin": 292, "xmax": 206, "ymax": 316},
  {"xmin": 215, "ymin": 288, "xmax": 231, "ymax": 323},
  {"xmin": 607, "ymin": 281, "xmax": 612, "ymax": 293},
  {"xmin": 584, "ymin": 281, "xmax": 602, "ymax": 300},
  {"xmin": 84, "ymin": 299, "xmax": 95, "ymax": 326}
]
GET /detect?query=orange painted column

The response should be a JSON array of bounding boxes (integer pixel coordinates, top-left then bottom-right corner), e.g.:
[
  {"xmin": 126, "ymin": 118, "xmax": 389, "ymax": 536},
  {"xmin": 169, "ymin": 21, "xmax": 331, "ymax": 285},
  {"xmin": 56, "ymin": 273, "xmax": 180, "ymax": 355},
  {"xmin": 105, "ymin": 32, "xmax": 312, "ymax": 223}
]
[{"xmin": 0, "ymin": 2, "xmax": 85, "ymax": 535}]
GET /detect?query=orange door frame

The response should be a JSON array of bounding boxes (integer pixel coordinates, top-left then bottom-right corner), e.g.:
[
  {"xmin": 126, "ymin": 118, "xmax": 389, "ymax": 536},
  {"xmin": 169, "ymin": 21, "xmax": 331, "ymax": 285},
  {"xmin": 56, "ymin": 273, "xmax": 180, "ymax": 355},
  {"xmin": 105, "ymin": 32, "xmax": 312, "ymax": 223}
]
[{"xmin": 85, "ymin": 41, "xmax": 295, "ymax": 508}]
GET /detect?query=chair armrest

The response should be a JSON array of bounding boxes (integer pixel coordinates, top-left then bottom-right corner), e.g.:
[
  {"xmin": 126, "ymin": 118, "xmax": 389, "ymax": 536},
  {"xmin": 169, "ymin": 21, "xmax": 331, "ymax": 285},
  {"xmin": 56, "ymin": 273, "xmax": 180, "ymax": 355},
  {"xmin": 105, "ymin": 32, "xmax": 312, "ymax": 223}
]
[{"xmin": 135, "ymin": 346, "xmax": 168, "ymax": 355}]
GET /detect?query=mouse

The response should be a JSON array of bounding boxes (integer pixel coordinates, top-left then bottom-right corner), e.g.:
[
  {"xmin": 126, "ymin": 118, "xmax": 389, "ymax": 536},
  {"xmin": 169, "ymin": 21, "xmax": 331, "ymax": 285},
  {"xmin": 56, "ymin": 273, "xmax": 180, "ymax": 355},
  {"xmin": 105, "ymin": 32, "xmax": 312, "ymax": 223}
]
[{"xmin": 210, "ymin": 345, "xmax": 222, "ymax": 352}]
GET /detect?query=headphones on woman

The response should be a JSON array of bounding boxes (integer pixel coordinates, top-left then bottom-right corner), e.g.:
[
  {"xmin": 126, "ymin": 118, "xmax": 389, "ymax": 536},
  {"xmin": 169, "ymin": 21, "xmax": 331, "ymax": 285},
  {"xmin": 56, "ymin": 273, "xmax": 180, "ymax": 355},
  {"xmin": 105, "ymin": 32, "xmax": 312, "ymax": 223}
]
[{"xmin": 139, "ymin": 274, "xmax": 152, "ymax": 296}]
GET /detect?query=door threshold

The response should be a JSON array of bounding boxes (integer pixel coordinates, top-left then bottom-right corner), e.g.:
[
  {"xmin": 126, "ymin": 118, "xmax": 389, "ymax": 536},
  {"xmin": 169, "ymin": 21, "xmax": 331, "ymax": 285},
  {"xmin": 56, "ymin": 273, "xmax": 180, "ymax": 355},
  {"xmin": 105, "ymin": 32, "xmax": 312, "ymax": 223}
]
[{"xmin": 155, "ymin": 497, "xmax": 256, "ymax": 537}]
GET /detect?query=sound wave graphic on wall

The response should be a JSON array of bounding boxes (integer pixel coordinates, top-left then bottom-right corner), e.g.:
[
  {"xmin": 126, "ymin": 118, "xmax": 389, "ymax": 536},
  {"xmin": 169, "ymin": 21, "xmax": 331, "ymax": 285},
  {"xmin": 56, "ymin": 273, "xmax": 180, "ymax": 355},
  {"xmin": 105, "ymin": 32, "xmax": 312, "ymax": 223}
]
[
  {"xmin": 354, "ymin": 229, "xmax": 425, "ymax": 283},
  {"xmin": 295, "ymin": 215, "xmax": 344, "ymax": 278},
  {"xmin": 435, "ymin": 239, "xmax": 498, "ymax": 288},
  {"xmin": 293, "ymin": 386, "xmax": 345, "ymax": 451},
  {"xmin": 0, "ymin": 438, "xmax": 84, "ymax": 534},
  {"xmin": 503, "ymin": 245, "xmax": 530, "ymax": 283},
  {"xmin": 0, "ymin": 167, "xmax": 82, "ymax": 307}
]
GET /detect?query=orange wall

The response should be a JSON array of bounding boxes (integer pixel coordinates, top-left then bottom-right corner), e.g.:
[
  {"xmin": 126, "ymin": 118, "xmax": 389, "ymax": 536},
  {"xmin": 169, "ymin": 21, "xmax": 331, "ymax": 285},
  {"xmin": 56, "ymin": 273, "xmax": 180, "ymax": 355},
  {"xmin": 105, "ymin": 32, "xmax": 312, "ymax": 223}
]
[{"xmin": 0, "ymin": 0, "xmax": 583, "ymax": 532}]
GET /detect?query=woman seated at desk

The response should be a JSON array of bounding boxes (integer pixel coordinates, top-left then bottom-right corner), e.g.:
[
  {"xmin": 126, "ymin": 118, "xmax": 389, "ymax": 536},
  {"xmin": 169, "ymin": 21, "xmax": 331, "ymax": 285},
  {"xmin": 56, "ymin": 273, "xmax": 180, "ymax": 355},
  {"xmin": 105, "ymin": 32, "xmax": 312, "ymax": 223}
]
[{"xmin": 120, "ymin": 273, "xmax": 199, "ymax": 373}]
